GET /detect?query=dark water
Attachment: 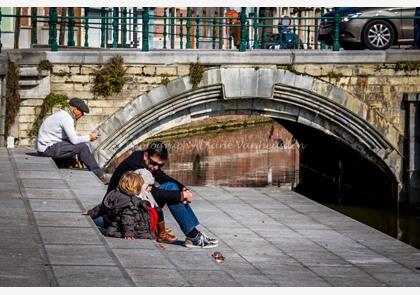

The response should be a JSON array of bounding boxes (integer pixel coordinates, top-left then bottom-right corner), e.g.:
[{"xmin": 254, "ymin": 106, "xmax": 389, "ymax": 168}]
[{"xmin": 111, "ymin": 117, "xmax": 420, "ymax": 250}]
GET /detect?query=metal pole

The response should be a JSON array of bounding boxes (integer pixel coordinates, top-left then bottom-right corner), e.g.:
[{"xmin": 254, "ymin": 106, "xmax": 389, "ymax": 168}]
[
  {"xmin": 229, "ymin": 19, "xmax": 233, "ymax": 49},
  {"xmin": 112, "ymin": 7, "xmax": 119, "ymax": 48},
  {"xmin": 49, "ymin": 7, "xmax": 58, "ymax": 51},
  {"xmin": 186, "ymin": 7, "xmax": 191, "ymax": 48},
  {"xmin": 67, "ymin": 7, "xmax": 75, "ymax": 46},
  {"xmin": 163, "ymin": 9, "xmax": 167, "ymax": 49},
  {"xmin": 142, "ymin": 8, "xmax": 149, "ymax": 51},
  {"xmin": 195, "ymin": 15, "xmax": 200, "ymax": 49},
  {"xmin": 122, "ymin": 7, "xmax": 127, "ymax": 48},
  {"xmin": 261, "ymin": 20, "xmax": 266, "ymax": 48},
  {"xmin": 31, "ymin": 7, "xmax": 38, "ymax": 46},
  {"xmin": 84, "ymin": 7, "xmax": 89, "ymax": 47},
  {"xmin": 253, "ymin": 7, "xmax": 259, "ymax": 49},
  {"xmin": 306, "ymin": 25, "xmax": 310, "ymax": 49},
  {"xmin": 239, "ymin": 7, "xmax": 247, "ymax": 51},
  {"xmin": 100, "ymin": 7, "xmax": 106, "ymax": 48},
  {"xmin": 333, "ymin": 7, "xmax": 341, "ymax": 51},
  {"xmin": 133, "ymin": 7, "xmax": 138, "ymax": 48}
]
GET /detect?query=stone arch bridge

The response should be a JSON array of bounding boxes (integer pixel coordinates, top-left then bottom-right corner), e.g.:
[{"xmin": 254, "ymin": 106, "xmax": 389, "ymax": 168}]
[{"xmin": 0, "ymin": 50, "xmax": 419, "ymax": 206}]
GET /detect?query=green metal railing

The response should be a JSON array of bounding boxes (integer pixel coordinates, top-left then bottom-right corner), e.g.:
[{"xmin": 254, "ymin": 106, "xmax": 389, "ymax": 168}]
[{"xmin": 0, "ymin": 7, "xmax": 419, "ymax": 53}]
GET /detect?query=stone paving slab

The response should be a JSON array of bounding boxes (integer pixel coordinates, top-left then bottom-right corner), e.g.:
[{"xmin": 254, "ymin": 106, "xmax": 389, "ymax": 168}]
[{"xmin": 2, "ymin": 148, "xmax": 420, "ymax": 287}]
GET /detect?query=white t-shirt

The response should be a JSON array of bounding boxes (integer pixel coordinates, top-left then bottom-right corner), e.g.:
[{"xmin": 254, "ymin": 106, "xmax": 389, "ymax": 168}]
[{"xmin": 36, "ymin": 110, "xmax": 90, "ymax": 152}]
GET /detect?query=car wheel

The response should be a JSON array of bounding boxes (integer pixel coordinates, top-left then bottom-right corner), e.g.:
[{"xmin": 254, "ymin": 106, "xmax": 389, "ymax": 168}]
[{"xmin": 363, "ymin": 20, "xmax": 395, "ymax": 50}]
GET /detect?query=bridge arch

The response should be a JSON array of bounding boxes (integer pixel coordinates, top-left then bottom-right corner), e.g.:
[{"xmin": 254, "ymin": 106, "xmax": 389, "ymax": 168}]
[{"xmin": 90, "ymin": 67, "xmax": 403, "ymax": 182}]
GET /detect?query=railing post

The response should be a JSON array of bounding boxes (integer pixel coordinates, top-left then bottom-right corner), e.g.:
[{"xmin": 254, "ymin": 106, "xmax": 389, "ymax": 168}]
[
  {"xmin": 333, "ymin": 7, "xmax": 341, "ymax": 51},
  {"xmin": 306, "ymin": 25, "xmax": 310, "ymax": 49},
  {"xmin": 122, "ymin": 7, "xmax": 127, "ymax": 48},
  {"xmin": 112, "ymin": 7, "xmax": 119, "ymax": 48},
  {"xmin": 49, "ymin": 7, "xmax": 58, "ymax": 51},
  {"xmin": 229, "ymin": 19, "xmax": 233, "ymax": 49},
  {"xmin": 195, "ymin": 15, "xmax": 200, "ymax": 49},
  {"xmin": 179, "ymin": 13, "xmax": 183, "ymax": 49},
  {"xmin": 31, "ymin": 7, "xmax": 38, "ymax": 46},
  {"xmin": 84, "ymin": 7, "xmax": 89, "ymax": 47},
  {"xmin": 212, "ymin": 16, "xmax": 216, "ymax": 49},
  {"xmin": 320, "ymin": 7, "xmax": 326, "ymax": 49},
  {"xmin": 67, "ymin": 7, "xmax": 75, "ymax": 46},
  {"xmin": 142, "ymin": 7, "xmax": 149, "ymax": 51},
  {"xmin": 253, "ymin": 7, "xmax": 259, "ymax": 49},
  {"xmin": 261, "ymin": 20, "xmax": 266, "ymax": 48},
  {"xmin": 170, "ymin": 7, "xmax": 174, "ymax": 49},
  {"xmin": 0, "ymin": 8, "xmax": 2, "ymax": 53},
  {"xmin": 186, "ymin": 7, "xmax": 191, "ymax": 49},
  {"xmin": 163, "ymin": 9, "xmax": 167, "ymax": 49},
  {"xmin": 239, "ymin": 7, "xmax": 247, "ymax": 52},
  {"xmin": 100, "ymin": 7, "xmax": 106, "ymax": 48}
]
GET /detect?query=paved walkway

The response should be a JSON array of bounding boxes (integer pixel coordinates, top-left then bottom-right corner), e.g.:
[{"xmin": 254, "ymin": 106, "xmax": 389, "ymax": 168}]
[{"xmin": 1, "ymin": 147, "xmax": 420, "ymax": 286}]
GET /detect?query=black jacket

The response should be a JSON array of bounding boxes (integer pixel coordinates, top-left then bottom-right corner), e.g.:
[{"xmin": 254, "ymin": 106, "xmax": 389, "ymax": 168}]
[
  {"xmin": 107, "ymin": 151, "xmax": 185, "ymax": 206},
  {"xmin": 88, "ymin": 189, "xmax": 155, "ymax": 239}
]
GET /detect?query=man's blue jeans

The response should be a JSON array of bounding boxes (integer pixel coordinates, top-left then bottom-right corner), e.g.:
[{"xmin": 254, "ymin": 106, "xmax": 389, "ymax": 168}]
[{"xmin": 159, "ymin": 182, "xmax": 200, "ymax": 236}]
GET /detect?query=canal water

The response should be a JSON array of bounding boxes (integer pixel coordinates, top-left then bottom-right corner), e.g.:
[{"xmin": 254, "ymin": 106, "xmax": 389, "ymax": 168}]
[{"xmin": 110, "ymin": 116, "xmax": 420, "ymax": 250}]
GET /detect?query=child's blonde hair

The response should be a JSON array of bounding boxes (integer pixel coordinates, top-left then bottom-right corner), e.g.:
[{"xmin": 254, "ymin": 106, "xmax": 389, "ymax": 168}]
[{"xmin": 118, "ymin": 171, "xmax": 143, "ymax": 196}]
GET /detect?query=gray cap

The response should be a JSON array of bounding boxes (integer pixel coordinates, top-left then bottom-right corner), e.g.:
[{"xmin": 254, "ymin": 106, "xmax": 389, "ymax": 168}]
[{"xmin": 69, "ymin": 98, "xmax": 90, "ymax": 113}]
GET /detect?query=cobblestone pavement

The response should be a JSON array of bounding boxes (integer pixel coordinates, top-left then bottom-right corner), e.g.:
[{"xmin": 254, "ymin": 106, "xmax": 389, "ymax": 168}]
[{"xmin": 1, "ymin": 147, "xmax": 420, "ymax": 286}]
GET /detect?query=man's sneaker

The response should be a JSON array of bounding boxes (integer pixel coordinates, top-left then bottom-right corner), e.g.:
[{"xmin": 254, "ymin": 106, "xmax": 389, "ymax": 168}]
[
  {"xmin": 201, "ymin": 232, "xmax": 219, "ymax": 244},
  {"xmin": 185, "ymin": 232, "xmax": 219, "ymax": 249}
]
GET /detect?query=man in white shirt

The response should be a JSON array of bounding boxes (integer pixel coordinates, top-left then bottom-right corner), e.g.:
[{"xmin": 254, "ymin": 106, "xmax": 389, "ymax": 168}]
[{"xmin": 36, "ymin": 98, "xmax": 107, "ymax": 184}]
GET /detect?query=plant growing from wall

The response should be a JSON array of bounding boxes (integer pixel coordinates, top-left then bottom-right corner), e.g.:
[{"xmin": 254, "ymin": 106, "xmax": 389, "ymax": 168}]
[
  {"xmin": 29, "ymin": 93, "xmax": 69, "ymax": 136},
  {"xmin": 92, "ymin": 55, "xmax": 127, "ymax": 97},
  {"xmin": 4, "ymin": 60, "xmax": 21, "ymax": 139},
  {"xmin": 189, "ymin": 62, "xmax": 204, "ymax": 89},
  {"xmin": 160, "ymin": 74, "xmax": 170, "ymax": 86},
  {"xmin": 37, "ymin": 59, "xmax": 53, "ymax": 73}
]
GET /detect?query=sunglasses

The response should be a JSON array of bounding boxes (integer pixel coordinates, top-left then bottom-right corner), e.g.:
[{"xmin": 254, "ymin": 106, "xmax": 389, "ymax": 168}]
[{"xmin": 148, "ymin": 156, "xmax": 164, "ymax": 168}]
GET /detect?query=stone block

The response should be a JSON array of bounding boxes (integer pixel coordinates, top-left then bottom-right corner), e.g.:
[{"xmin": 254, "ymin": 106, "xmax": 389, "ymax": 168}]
[
  {"xmin": 29, "ymin": 199, "xmax": 81, "ymax": 213},
  {"xmin": 23, "ymin": 188, "xmax": 75, "ymax": 199},
  {"xmin": 39, "ymin": 227, "xmax": 102, "ymax": 245},
  {"xmin": 52, "ymin": 265, "xmax": 131, "ymax": 287},
  {"xmin": 126, "ymin": 268, "xmax": 189, "ymax": 287},
  {"xmin": 156, "ymin": 66, "xmax": 177, "ymax": 76},
  {"xmin": 69, "ymin": 75, "xmax": 92, "ymax": 84},
  {"xmin": 69, "ymin": 66, "xmax": 82, "ymax": 75},
  {"xmin": 177, "ymin": 65, "xmax": 190, "ymax": 76},
  {"xmin": 143, "ymin": 66, "xmax": 156, "ymax": 76},
  {"xmin": 125, "ymin": 66, "xmax": 143, "ymax": 75},
  {"xmin": 45, "ymin": 244, "xmax": 115, "ymax": 265},
  {"xmin": 33, "ymin": 212, "xmax": 92, "ymax": 227},
  {"xmin": 80, "ymin": 65, "xmax": 100, "ymax": 75},
  {"xmin": 50, "ymin": 83, "xmax": 75, "ymax": 92},
  {"xmin": 113, "ymin": 249, "xmax": 174, "ymax": 269}
]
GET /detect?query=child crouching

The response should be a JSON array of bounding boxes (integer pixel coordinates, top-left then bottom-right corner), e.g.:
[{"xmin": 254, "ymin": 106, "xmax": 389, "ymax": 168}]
[{"xmin": 88, "ymin": 171, "xmax": 155, "ymax": 240}]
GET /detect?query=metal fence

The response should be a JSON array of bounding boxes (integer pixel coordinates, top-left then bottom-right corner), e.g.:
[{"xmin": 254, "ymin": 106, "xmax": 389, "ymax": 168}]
[{"xmin": 0, "ymin": 7, "xmax": 418, "ymax": 53}]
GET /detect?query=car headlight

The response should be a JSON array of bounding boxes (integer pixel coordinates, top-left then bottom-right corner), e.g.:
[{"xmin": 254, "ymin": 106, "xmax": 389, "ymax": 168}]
[{"xmin": 342, "ymin": 13, "xmax": 361, "ymax": 22}]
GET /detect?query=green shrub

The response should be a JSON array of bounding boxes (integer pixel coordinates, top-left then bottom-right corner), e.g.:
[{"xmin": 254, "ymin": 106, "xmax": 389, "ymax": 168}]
[{"xmin": 4, "ymin": 60, "xmax": 20, "ymax": 139}]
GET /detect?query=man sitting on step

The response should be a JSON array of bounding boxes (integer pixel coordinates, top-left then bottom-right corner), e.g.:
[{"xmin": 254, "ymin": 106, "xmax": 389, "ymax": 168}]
[{"xmin": 35, "ymin": 97, "xmax": 109, "ymax": 184}]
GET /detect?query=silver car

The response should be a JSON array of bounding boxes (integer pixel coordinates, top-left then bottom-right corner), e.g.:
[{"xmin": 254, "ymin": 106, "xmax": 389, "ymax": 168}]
[{"xmin": 318, "ymin": 7, "xmax": 415, "ymax": 50}]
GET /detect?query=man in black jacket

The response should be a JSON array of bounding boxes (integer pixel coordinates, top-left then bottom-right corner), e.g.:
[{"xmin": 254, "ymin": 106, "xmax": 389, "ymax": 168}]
[{"xmin": 105, "ymin": 141, "xmax": 218, "ymax": 248}]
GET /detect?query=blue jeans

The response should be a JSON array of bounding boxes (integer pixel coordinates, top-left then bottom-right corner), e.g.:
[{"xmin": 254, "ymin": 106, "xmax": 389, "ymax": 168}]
[
  {"xmin": 159, "ymin": 182, "xmax": 199, "ymax": 235},
  {"xmin": 93, "ymin": 216, "xmax": 109, "ymax": 235}
]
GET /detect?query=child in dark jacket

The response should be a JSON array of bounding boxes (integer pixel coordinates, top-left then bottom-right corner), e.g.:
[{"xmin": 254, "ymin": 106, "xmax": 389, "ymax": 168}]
[{"xmin": 87, "ymin": 171, "xmax": 155, "ymax": 240}]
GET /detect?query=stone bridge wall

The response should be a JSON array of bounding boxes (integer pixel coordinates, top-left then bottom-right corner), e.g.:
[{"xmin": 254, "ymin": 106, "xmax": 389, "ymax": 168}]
[{"xmin": 1, "ymin": 50, "xmax": 420, "ymax": 146}]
